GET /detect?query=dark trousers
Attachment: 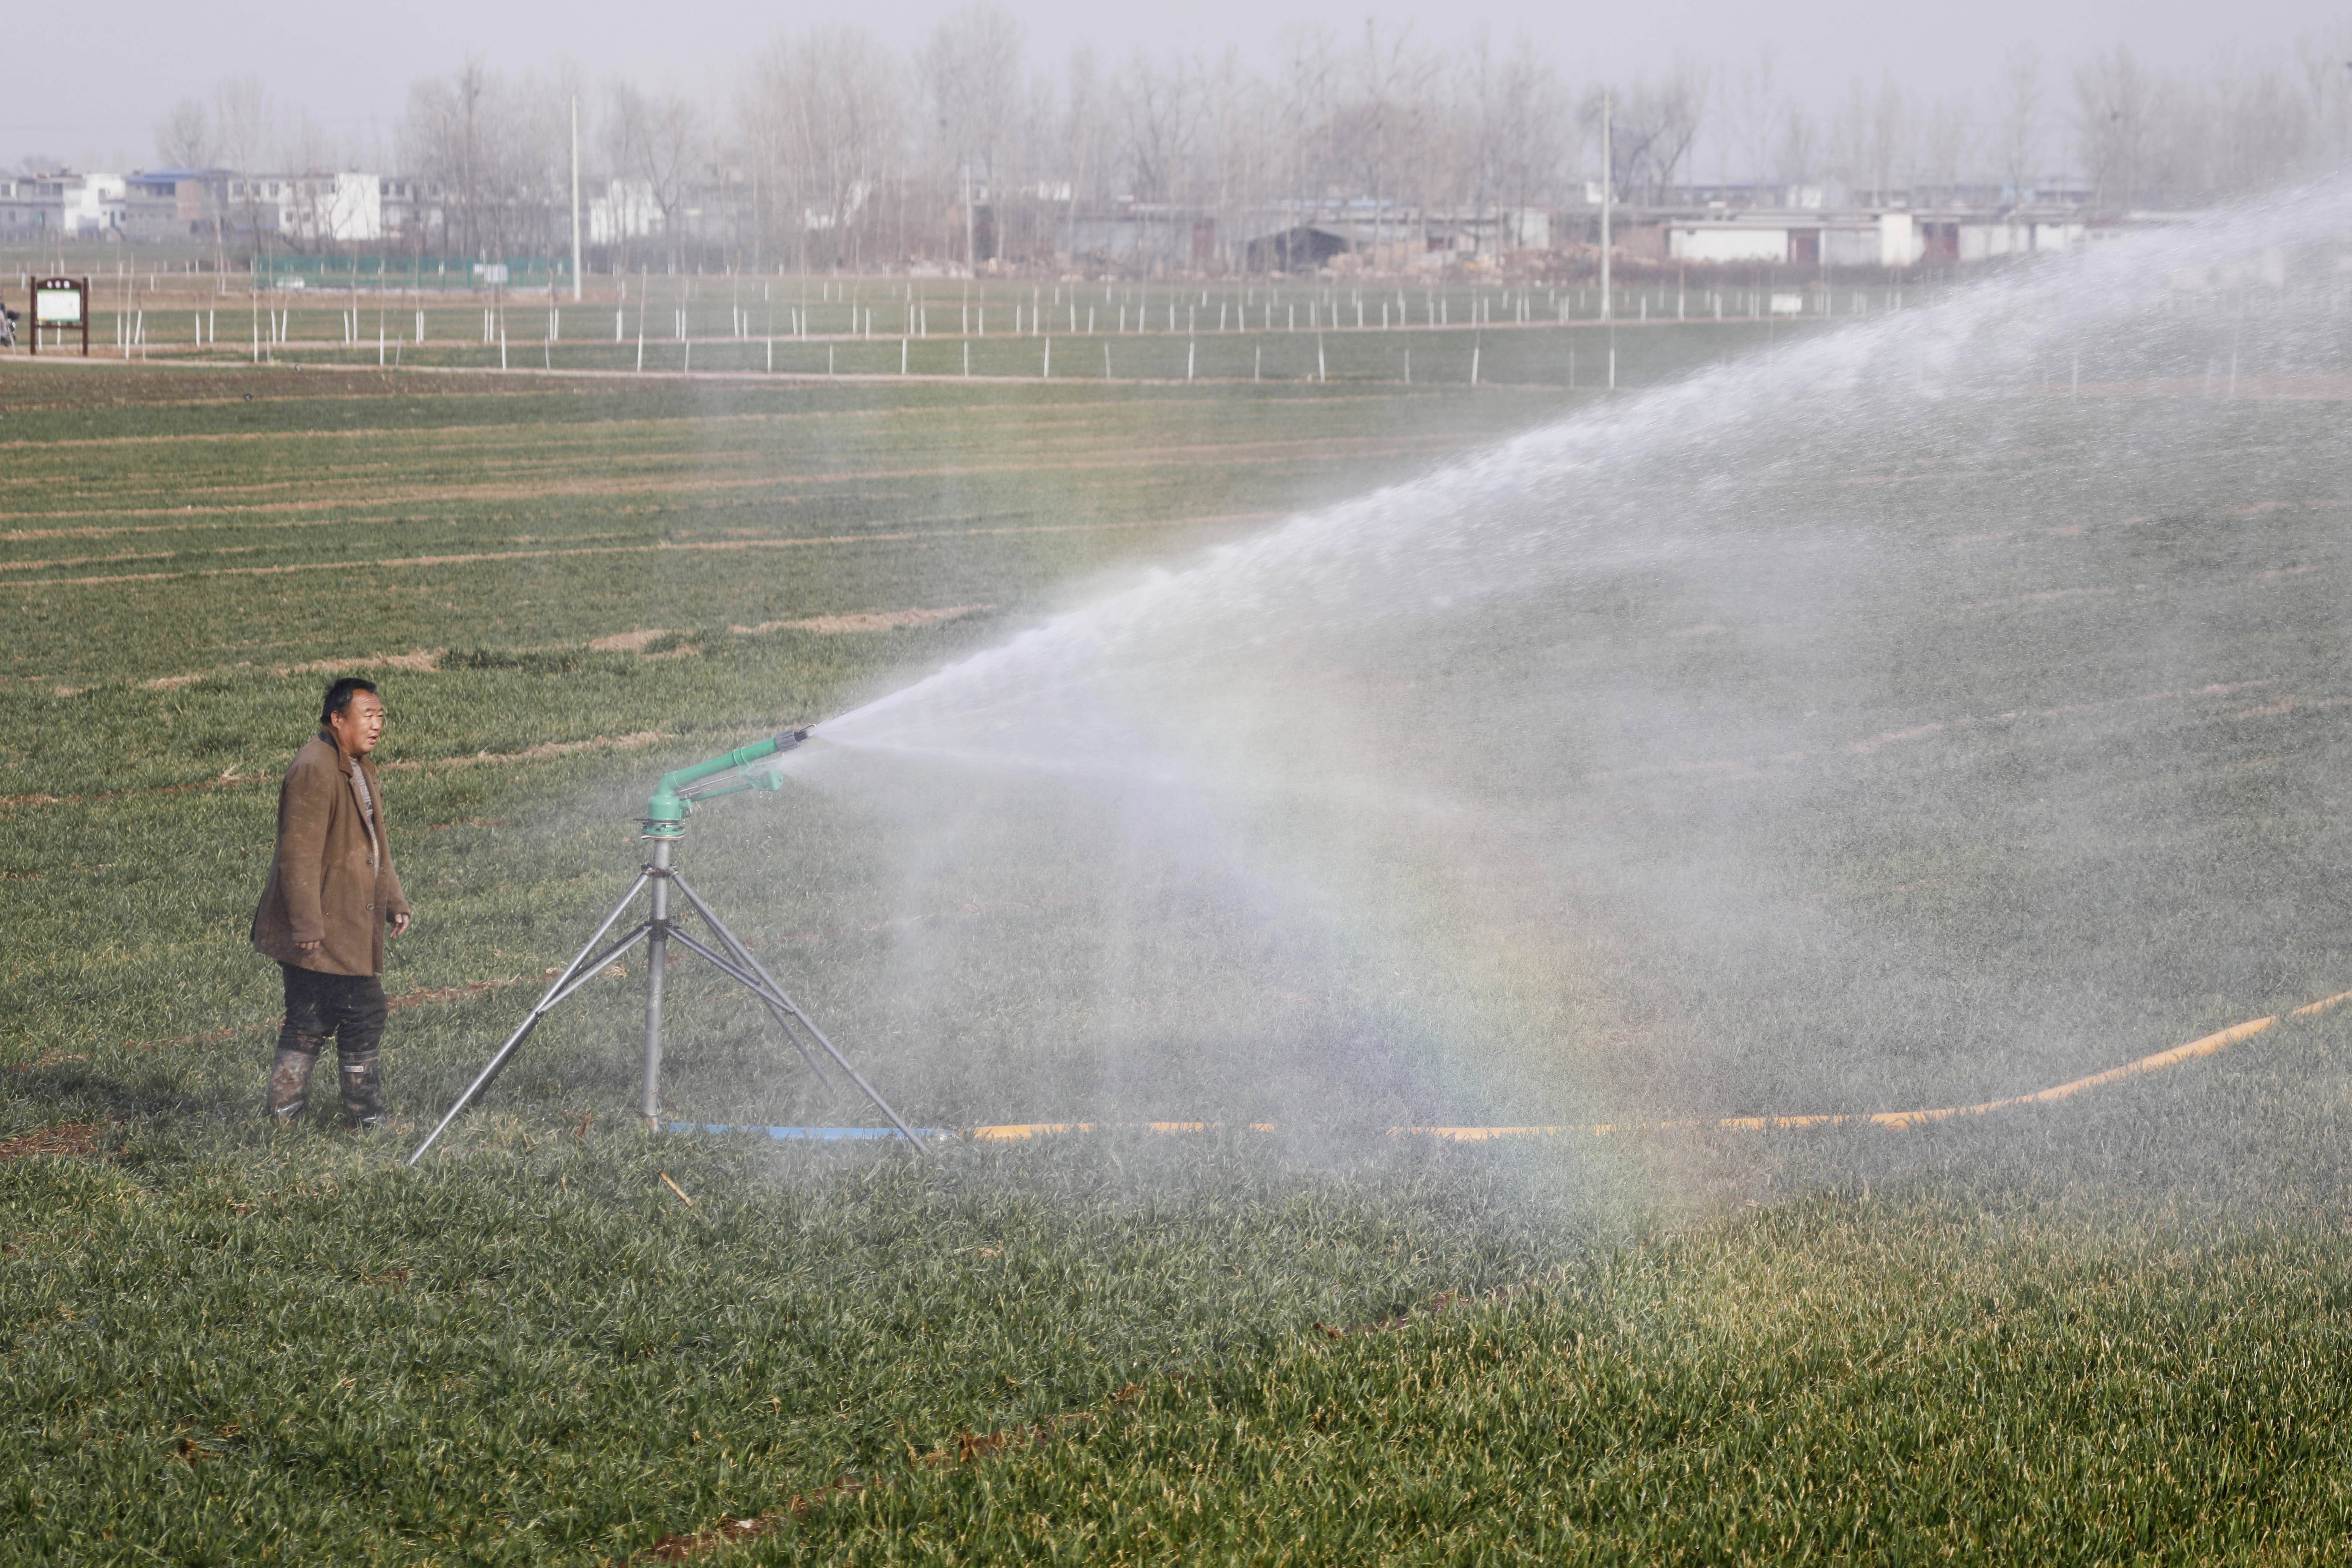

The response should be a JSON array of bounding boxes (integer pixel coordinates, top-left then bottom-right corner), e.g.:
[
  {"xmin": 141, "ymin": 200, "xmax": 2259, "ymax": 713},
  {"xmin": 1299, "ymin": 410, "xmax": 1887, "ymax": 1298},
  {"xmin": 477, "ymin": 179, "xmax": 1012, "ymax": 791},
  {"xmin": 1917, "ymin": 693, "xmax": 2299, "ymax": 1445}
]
[{"xmin": 278, "ymin": 964, "xmax": 387, "ymax": 1061}]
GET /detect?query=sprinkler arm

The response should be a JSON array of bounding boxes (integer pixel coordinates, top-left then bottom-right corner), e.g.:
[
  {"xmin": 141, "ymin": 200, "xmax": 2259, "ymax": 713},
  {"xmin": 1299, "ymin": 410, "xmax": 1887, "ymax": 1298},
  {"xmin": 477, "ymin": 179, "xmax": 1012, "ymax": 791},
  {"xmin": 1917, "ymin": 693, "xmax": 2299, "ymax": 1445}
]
[{"xmin": 644, "ymin": 728, "xmax": 810, "ymax": 835}]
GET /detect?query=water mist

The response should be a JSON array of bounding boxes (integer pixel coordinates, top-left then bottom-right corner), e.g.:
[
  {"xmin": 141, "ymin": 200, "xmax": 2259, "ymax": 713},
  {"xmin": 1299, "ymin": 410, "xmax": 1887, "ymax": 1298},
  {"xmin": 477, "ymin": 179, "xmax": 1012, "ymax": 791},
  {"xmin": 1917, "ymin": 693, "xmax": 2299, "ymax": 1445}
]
[{"xmin": 734, "ymin": 179, "xmax": 2352, "ymax": 1145}]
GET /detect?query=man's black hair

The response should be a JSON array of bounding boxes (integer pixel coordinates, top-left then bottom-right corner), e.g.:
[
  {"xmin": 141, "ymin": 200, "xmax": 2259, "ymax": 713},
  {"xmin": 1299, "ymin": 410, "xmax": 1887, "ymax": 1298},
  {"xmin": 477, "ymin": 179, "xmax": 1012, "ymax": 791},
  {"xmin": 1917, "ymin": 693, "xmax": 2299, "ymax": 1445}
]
[{"xmin": 321, "ymin": 676, "xmax": 379, "ymax": 726}]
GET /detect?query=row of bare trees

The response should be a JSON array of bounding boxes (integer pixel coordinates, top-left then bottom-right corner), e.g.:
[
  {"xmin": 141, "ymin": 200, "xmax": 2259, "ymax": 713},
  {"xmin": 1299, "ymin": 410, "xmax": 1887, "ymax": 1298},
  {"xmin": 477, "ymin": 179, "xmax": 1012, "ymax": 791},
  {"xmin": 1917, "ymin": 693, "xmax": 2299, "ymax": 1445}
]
[
  {"xmin": 2072, "ymin": 42, "xmax": 2352, "ymax": 209},
  {"xmin": 142, "ymin": 11, "xmax": 2352, "ymax": 271}
]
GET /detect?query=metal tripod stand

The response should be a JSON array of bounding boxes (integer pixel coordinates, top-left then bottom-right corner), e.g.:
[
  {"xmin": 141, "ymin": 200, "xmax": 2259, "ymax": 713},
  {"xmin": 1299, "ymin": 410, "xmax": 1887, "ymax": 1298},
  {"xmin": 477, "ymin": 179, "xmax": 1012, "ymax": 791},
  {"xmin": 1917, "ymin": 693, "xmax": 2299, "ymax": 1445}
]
[{"xmin": 404, "ymin": 731, "xmax": 924, "ymax": 1165}]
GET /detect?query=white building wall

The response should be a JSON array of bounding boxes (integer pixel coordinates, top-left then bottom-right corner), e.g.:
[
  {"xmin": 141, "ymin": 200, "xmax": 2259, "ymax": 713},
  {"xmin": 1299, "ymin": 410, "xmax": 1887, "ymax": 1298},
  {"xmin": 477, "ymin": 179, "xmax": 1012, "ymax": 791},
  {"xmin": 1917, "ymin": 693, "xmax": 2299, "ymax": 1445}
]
[
  {"xmin": 590, "ymin": 178, "xmax": 662, "ymax": 244},
  {"xmin": 320, "ymin": 173, "xmax": 382, "ymax": 242},
  {"xmin": 284, "ymin": 174, "xmax": 379, "ymax": 243},
  {"xmin": 1878, "ymin": 212, "xmax": 1919, "ymax": 266},
  {"xmin": 1957, "ymin": 219, "xmax": 2086, "ymax": 261},
  {"xmin": 1668, "ymin": 224, "xmax": 1789, "ymax": 263},
  {"xmin": 1958, "ymin": 223, "xmax": 2025, "ymax": 261},
  {"xmin": 1823, "ymin": 226, "xmax": 1879, "ymax": 266},
  {"xmin": 67, "ymin": 174, "xmax": 125, "ymax": 236},
  {"xmin": 1668, "ymin": 216, "xmax": 1914, "ymax": 266}
]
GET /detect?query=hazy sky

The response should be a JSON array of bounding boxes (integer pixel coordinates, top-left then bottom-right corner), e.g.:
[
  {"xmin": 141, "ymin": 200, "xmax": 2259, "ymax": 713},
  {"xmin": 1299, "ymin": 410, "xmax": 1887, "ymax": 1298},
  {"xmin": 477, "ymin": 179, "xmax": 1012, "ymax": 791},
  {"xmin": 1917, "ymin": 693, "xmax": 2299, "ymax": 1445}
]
[{"xmin": 13, "ymin": 0, "xmax": 2347, "ymax": 170}]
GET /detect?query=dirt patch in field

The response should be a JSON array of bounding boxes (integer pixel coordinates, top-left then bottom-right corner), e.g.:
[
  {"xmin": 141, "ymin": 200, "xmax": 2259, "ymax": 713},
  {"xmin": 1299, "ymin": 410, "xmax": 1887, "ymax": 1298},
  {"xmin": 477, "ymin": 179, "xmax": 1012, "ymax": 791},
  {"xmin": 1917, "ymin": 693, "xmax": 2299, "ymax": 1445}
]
[
  {"xmin": 0, "ymin": 362, "xmax": 619, "ymax": 413},
  {"xmin": 279, "ymin": 649, "xmax": 442, "ymax": 676},
  {"xmin": 0, "ymin": 431, "xmax": 1462, "ymax": 531},
  {"xmin": 0, "ymin": 1122, "xmax": 103, "ymax": 1162},
  {"xmin": 644, "ymin": 1483, "xmax": 869, "ymax": 1561},
  {"xmin": 590, "ymin": 629, "xmax": 673, "ymax": 652},
  {"xmin": 141, "ymin": 651, "xmax": 444, "ymax": 692},
  {"xmin": 385, "ymin": 977, "xmax": 528, "ymax": 1013},
  {"xmin": 731, "ymin": 605, "xmax": 990, "ymax": 635},
  {"xmin": 1846, "ymin": 680, "xmax": 2276, "ymax": 755},
  {"xmin": 129, "ymin": 613, "xmax": 981, "ymax": 689},
  {"xmin": 381, "ymin": 730, "xmax": 676, "ymax": 772},
  {"xmin": 0, "ymin": 550, "xmax": 176, "ymax": 572},
  {"xmin": 4, "ymin": 513, "xmax": 1280, "ymax": 589},
  {"xmin": 0, "ymin": 729, "xmax": 688, "ymax": 818}
]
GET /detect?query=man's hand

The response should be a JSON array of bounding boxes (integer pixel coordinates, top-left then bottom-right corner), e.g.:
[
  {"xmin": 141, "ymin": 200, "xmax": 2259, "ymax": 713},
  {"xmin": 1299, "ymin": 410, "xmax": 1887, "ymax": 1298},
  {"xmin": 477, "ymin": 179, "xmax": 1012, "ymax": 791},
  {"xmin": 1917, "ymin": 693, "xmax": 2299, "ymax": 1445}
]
[
  {"xmin": 389, "ymin": 912, "xmax": 412, "ymax": 939},
  {"xmin": 295, "ymin": 939, "xmax": 320, "ymax": 955}
]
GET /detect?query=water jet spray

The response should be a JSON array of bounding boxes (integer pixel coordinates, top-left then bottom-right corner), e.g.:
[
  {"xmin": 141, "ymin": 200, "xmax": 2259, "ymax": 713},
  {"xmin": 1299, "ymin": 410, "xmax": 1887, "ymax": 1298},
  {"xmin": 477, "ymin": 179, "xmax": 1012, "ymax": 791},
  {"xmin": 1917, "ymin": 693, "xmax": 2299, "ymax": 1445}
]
[{"xmin": 404, "ymin": 727, "xmax": 927, "ymax": 1165}]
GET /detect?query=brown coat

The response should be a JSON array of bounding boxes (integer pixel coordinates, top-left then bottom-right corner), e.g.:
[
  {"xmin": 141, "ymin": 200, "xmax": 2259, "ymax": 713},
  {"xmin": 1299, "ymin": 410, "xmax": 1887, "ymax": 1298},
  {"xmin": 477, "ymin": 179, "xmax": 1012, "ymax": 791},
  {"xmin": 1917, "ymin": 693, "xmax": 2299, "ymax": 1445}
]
[{"xmin": 250, "ymin": 734, "xmax": 410, "ymax": 976}]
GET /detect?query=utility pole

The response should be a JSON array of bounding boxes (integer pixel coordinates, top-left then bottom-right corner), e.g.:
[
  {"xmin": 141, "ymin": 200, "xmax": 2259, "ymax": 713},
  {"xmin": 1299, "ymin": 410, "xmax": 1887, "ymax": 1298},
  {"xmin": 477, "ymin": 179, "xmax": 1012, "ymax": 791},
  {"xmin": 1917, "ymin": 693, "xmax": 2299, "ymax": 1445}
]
[
  {"xmin": 1600, "ymin": 92, "xmax": 1613, "ymax": 323},
  {"xmin": 962, "ymin": 162, "xmax": 976, "ymax": 274},
  {"xmin": 569, "ymin": 95, "xmax": 584, "ymax": 302}
]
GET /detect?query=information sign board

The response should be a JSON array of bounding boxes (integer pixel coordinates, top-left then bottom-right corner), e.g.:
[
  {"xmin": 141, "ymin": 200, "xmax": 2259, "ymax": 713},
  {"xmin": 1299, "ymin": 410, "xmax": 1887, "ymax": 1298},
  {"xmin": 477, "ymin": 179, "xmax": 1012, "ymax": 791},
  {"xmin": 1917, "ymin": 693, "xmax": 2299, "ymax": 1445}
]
[
  {"xmin": 30, "ymin": 277, "xmax": 88, "ymax": 355},
  {"xmin": 34, "ymin": 279, "xmax": 84, "ymax": 324}
]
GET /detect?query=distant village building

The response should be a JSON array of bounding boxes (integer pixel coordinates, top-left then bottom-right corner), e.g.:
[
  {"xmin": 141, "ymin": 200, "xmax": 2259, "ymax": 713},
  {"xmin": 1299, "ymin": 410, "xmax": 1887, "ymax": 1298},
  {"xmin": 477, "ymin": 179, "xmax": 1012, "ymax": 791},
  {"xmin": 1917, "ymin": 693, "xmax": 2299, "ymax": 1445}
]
[
  {"xmin": 0, "ymin": 175, "xmax": 61, "ymax": 238},
  {"xmin": 0, "ymin": 172, "xmax": 126, "ymax": 239},
  {"xmin": 225, "ymin": 173, "xmax": 383, "ymax": 244},
  {"xmin": 0, "ymin": 152, "xmax": 2242, "ymax": 283},
  {"xmin": 122, "ymin": 170, "xmax": 233, "ymax": 241},
  {"xmin": 65, "ymin": 173, "xmax": 126, "ymax": 237},
  {"xmin": 589, "ymin": 178, "xmax": 663, "ymax": 246},
  {"xmin": 1661, "ymin": 212, "xmax": 1923, "ymax": 268},
  {"xmin": 380, "ymin": 178, "xmax": 445, "ymax": 244},
  {"xmin": 1060, "ymin": 203, "xmax": 1552, "ymax": 275}
]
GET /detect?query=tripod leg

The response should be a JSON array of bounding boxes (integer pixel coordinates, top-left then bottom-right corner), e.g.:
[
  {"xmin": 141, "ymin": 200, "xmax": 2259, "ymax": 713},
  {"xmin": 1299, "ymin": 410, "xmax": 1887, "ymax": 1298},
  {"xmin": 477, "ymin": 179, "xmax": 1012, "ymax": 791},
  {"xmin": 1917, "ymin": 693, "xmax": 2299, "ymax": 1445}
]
[
  {"xmin": 402, "ymin": 870, "xmax": 654, "ymax": 1166},
  {"xmin": 666, "ymin": 921, "xmax": 931, "ymax": 1155},
  {"xmin": 644, "ymin": 839, "xmax": 675, "ymax": 1125},
  {"xmin": 672, "ymin": 881, "xmax": 838, "ymax": 1092},
  {"xmin": 403, "ymin": 920, "xmax": 653, "ymax": 1166}
]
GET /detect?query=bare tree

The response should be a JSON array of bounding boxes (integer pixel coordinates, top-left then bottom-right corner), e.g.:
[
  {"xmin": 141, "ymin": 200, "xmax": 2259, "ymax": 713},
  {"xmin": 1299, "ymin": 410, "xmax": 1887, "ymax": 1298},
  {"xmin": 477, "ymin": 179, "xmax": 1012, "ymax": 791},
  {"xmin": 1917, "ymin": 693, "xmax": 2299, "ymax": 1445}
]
[
  {"xmin": 918, "ymin": 2, "xmax": 1024, "ymax": 265},
  {"xmin": 513, "ymin": 63, "xmax": 586, "ymax": 263},
  {"xmin": 1865, "ymin": 74, "xmax": 1910, "ymax": 203},
  {"xmin": 736, "ymin": 50, "xmax": 791, "ymax": 269},
  {"xmin": 2074, "ymin": 45, "xmax": 2154, "ymax": 209},
  {"xmin": 743, "ymin": 24, "xmax": 904, "ymax": 271},
  {"xmin": 403, "ymin": 61, "xmax": 504, "ymax": 256},
  {"xmin": 1734, "ymin": 46, "xmax": 1778, "ymax": 202},
  {"xmin": 278, "ymin": 104, "xmax": 343, "ymax": 175},
  {"xmin": 2207, "ymin": 60, "xmax": 2309, "ymax": 198},
  {"xmin": 1455, "ymin": 34, "xmax": 1508, "ymax": 224},
  {"xmin": 1200, "ymin": 45, "xmax": 1276, "ymax": 270},
  {"xmin": 212, "ymin": 76, "xmax": 273, "ymax": 170},
  {"xmin": 210, "ymin": 76, "xmax": 275, "ymax": 246},
  {"xmin": 1915, "ymin": 94, "xmax": 1978, "ymax": 204},
  {"xmin": 155, "ymin": 99, "xmax": 212, "ymax": 167},
  {"xmin": 1058, "ymin": 43, "xmax": 1107, "ymax": 261},
  {"xmin": 1275, "ymin": 25, "xmax": 1341, "ymax": 242},
  {"xmin": 1995, "ymin": 45, "xmax": 2043, "ymax": 202},
  {"xmin": 607, "ymin": 81, "xmax": 702, "ymax": 267},
  {"xmin": 1825, "ymin": 78, "xmax": 1890, "ymax": 200},
  {"xmin": 1592, "ymin": 59, "xmax": 1707, "ymax": 203},
  {"xmin": 1776, "ymin": 103, "xmax": 1820, "ymax": 193},
  {"xmin": 2296, "ymin": 29, "xmax": 2352, "ymax": 172},
  {"xmin": 1485, "ymin": 36, "xmax": 1562, "ymax": 231},
  {"xmin": 1115, "ymin": 48, "xmax": 1207, "ymax": 273}
]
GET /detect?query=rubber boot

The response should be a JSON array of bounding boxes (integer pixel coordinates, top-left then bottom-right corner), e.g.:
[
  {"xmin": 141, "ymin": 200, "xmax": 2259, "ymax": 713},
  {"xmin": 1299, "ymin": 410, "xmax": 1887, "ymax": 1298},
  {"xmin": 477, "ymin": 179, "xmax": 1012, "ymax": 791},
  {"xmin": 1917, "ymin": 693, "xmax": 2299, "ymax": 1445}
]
[
  {"xmin": 338, "ymin": 1048, "xmax": 387, "ymax": 1129},
  {"xmin": 267, "ymin": 1044, "xmax": 319, "ymax": 1122}
]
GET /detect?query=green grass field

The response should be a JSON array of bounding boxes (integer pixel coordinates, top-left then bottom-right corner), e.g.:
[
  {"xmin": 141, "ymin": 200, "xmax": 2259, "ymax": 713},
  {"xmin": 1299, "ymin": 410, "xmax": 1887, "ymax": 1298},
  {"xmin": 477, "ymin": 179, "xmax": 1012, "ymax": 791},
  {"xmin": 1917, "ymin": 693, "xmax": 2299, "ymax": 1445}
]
[{"xmin": 9, "ymin": 294, "xmax": 2352, "ymax": 1565}]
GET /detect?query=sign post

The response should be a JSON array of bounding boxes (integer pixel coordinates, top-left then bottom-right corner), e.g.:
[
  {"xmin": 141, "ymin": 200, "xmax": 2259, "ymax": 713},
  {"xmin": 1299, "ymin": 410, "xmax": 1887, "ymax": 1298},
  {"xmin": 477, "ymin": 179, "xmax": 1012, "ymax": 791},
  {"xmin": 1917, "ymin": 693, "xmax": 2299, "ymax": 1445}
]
[{"xmin": 31, "ymin": 277, "xmax": 88, "ymax": 356}]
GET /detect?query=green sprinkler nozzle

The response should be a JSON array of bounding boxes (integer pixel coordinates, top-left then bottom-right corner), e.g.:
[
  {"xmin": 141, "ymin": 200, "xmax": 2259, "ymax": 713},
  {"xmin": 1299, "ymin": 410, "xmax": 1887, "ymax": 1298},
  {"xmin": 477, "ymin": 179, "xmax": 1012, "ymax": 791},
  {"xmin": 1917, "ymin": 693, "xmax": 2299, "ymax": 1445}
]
[{"xmin": 642, "ymin": 728, "xmax": 810, "ymax": 836}]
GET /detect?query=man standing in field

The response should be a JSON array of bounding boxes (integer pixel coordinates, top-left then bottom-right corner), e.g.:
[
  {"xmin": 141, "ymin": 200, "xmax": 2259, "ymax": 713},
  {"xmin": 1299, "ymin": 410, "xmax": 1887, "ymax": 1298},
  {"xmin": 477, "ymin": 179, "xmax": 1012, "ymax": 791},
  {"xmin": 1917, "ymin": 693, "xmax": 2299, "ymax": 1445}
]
[{"xmin": 250, "ymin": 678, "xmax": 412, "ymax": 1127}]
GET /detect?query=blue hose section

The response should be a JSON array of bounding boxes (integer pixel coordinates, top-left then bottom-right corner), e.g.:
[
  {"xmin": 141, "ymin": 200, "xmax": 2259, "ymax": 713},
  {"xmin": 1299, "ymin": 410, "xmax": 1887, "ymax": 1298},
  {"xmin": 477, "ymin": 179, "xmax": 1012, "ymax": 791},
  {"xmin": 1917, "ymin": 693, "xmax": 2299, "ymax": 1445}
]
[{"xmin": 665, "ymin": 1122, "xmax": 955, "ymax": 1141}]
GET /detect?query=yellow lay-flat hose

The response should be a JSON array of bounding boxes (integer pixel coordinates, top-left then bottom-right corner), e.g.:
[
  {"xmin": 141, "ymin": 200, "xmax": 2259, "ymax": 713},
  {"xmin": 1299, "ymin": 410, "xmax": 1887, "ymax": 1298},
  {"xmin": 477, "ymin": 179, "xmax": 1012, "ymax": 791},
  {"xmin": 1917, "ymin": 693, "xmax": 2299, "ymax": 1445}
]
[{"xmin": 964, "ymin": 989, "xmax": 2352, "ymax": 1143}]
